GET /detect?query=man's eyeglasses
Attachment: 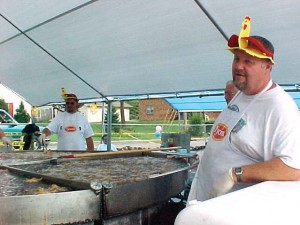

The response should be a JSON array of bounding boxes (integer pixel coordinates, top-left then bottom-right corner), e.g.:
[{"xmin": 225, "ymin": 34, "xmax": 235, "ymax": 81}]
[{"xmin": 66, "ymin": 102, "xmax": 76, "ymax": 105}]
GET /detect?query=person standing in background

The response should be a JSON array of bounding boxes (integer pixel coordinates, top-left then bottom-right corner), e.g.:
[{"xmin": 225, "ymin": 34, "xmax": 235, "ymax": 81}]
[
  {"xmin": 39, "ymin": 93, "xmax": 94, "ymax": 151},
  {"xmin": 96, "ymin": 134, "xmax": 117, "ymax": 151},
  {"xmin": 155, "ymin": 125, "xmax": 162, "ymax": 138},
  {"xmin": 224, "ymin": 80, "xmax": 238, "ymax": 104}
]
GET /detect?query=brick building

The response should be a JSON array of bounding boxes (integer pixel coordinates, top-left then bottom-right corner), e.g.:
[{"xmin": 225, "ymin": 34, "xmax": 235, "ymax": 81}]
[
  {"xmin": 139, "ymin": 99, "xmax": 173, "ymax": 121},
  {"xmin": 139, "ymin": 99, "xmax": 221, "ymax": 122}
]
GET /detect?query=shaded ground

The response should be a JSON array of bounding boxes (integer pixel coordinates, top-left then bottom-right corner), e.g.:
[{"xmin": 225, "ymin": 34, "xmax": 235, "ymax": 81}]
[{"xmin": 150, "ymin": 200, "xmax": 186, "ymax": 225}]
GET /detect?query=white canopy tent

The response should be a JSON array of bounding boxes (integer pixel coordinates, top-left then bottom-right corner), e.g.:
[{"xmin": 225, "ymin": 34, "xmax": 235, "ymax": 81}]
[{"xmin": 1, "ymin": 0, "xmax": 299, "ymax": 107}]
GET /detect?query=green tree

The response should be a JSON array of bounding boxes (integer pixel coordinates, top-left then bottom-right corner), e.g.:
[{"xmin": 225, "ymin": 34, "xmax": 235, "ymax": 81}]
[
  {"xmin": 104, "ymin": 106, "xmax": 120, "ymax": 132},
  {"xmin": 188, "ymin": 113, "xmax": 205, "ymax": 137},
  {"xmin": 0, "ymin": 99, "xmax": 8, "ymax": 111},
  {"xmin": 127, "ymin": 100, "xmax": 139, "ymax": 120},
  {"xmin": 14, "ymin": 101, "xmax": 30, "ymax": 123}
]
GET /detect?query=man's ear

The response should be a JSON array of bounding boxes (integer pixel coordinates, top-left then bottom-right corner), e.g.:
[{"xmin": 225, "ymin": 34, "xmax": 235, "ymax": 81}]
[
  {"xmin": 262, "ymin": 61, "xmax": 272, "ymax": 71},
  {"xmin": 266, "ymin": 63, "xmax": 272, "ymax": 71}
]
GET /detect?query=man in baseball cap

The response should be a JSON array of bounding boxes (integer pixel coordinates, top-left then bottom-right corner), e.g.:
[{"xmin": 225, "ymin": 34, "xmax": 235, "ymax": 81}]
[{"xmin": 40, "ymin": 92, "xmax": 94, "ymax": 151}]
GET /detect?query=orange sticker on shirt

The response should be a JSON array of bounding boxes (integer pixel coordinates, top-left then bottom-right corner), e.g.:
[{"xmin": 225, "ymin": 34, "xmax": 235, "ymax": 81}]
[
  {"xmin": 212, "ymin": 123, "xmax": 228, "ymax": 141},
  {"xmin": 65, "ymin": 126, "xmax": 77, "ymax": 132}
]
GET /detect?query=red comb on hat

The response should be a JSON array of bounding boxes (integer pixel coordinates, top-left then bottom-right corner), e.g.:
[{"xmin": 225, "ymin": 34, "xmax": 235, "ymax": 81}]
[
  {"xmin": 228, "ymin": 35, "xmax": 273, "ymax": 58},
  {"xmin": 227, "ymin": 16, "xmax": 275, "ymax": 64}
]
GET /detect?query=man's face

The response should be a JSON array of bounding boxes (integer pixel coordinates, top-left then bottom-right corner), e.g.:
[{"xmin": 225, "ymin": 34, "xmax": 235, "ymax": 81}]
[
  {"xmin": 65, "ymin": 99, "xmax": 78, "ymax": 113},
  {"xmin": 102, "ymin": 136, "xmax": 107, "ymax": 144},
  {"xmin": 232, "ymin": 50, "xmax": 272, "ymax": 95}
]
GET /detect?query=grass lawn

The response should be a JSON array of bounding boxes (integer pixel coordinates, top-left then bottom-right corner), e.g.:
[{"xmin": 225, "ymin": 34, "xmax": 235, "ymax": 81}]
[{"xmin": 38, "ymin": 120, "xmax": 192, "ymax": 142}]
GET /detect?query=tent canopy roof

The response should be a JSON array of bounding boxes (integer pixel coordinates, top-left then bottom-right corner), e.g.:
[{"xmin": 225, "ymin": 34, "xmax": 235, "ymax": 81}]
[{"xmin": 1, "ymin": 1, "xmax": 300, "ymax": 106}]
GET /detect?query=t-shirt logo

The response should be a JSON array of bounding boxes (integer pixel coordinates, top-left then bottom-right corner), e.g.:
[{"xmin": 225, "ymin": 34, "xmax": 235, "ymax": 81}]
[
  {"xmin": 212, "ymin": 123, "xmax": 227, "ymax": 141},
  {"xmin": 228, "ymin": 104, "xmax": 239, "ymax": 112},
  {"xmin": 232, "ymin": 118, "xmax": 246, "ymax": 133},
  {"xmin": 65, "ymin": 126, "xmax": 77, "ymax": 132}
]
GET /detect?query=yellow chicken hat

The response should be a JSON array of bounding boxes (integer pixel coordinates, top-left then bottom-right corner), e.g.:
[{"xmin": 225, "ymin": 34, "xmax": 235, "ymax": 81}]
[
  {"xmin": 227, "ymin": 16, "xmax": 275, "ymax": 64},
  {"xmin": 61, "ymin": 88, "xmax": 78, "ymax": 101},
  {"xmin": 61, "ymin": 87, "xmax": 67, "ymax": 100}
]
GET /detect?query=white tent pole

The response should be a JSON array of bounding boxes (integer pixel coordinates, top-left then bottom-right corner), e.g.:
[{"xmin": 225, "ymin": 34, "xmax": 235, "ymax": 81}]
[
  {"xmin": 101, "ymin": 102, "xmax": 105, "ymax": 134},
  {"xmin": 178, "ymin": 111, "xmax": 181, "ymax": 132},
  {"xmin": 183, "ymin": 112, "xmax": 188, "ymax": 131},
  {"xmin": 107, "ymin": 101, "xmax": 112, "ymax": 150}
]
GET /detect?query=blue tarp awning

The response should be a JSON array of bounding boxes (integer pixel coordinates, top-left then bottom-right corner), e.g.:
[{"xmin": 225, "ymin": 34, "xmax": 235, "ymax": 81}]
[
  {"xmin": 165, "ymin": 92, "xmax": 300, "ymax": 112},
  {"xmin": 165, "ymin": 96, "xmax": 226, "ymax": 112},
  {"xmin": 289, "ymin": 92, "xmax": 300, "ymax": 109}
]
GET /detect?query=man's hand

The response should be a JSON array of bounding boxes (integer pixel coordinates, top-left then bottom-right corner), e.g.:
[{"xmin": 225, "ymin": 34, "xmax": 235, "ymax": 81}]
[
  {"xmin": 38, "ymin": 133, "xmax": 46, "ymax": 146},
  {"xmin": 210, "ymin": 168, "xmax": 236, "ymax": 198},
  {"xmin": 1, "ymin": 136, "xmax": 11, "ymax": 145}
]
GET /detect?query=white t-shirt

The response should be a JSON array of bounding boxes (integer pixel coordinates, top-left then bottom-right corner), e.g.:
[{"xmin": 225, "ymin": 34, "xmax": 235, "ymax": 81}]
[
  {"xmin": 96, "ymin": 143, "xmax": 117, "ymax": 151},
  {"xmin": 47, "ymin": 111, "xmax": 94, "ymax": 150},
  {"xmin": 189, "ymin": 85, "xmax": 300, "ymax": 201},
  {"xmin": 230, "ymin": 86, "xmax": 300, "ymax": 168}
]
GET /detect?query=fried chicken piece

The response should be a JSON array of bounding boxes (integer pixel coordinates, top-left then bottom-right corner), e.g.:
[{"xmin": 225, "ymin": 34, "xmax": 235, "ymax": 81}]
[{"xmin": 25, "ymin": 177, "xmax": 42, "ymax": 183}]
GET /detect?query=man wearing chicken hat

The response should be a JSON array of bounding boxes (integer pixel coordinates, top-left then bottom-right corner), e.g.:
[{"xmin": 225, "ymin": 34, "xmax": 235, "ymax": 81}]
[
  {"xmin": 187, "ymin": 16, "xmax": 300, "ymax": 202},
  {"xmin": 40, "ymin": 91, "xmax": 94, "ymax": 151}
]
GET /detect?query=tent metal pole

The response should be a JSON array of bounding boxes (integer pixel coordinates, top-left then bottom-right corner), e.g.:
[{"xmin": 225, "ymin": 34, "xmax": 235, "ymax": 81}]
[
  {"xmin": 178, "ymin": 111, "xmax": 181, "ymax": 132},
  {"xmin": 183, "ymin": 112, "xmax": 188, "ymax": 131},
  {"xmin": 107, "ymin": 101, "xmax": 112, "ymax": 150},
  {"xmin": 101, "ymin": 102, "xmax": 105, "ymax": 134},
  {"xmin": 193, "ymin": 0, "xmax": 229, "ymax": 41}
]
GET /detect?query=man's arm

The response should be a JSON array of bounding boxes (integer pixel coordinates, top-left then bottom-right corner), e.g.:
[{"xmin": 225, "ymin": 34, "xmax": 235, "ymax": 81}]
[
  {"xmin": 0, "ymin": 129, "xmax": 5, "ymax": 139},
  {"xmin": 0, "ymin": 129, "xmax": 11, "ymax": 145},
  {"xmin": 238, "ymin": 157, "xmax": 300, "ymax": 182},
  {"xmin": 211, "ymin": 157, "xmax": 300, "ymax": 198},
  {"xmin": 38, "ymin": 127, "xmax": 51, "ymax": 146},
  {"xmin": 86, "ymin": 137, "xmax": 94, "ymax": 151}
]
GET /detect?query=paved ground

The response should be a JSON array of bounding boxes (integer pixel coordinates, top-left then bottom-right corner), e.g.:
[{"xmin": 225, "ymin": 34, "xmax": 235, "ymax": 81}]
[{"xmin": 47, "ymin": 137, "xmax": 207, "ymax": 150}]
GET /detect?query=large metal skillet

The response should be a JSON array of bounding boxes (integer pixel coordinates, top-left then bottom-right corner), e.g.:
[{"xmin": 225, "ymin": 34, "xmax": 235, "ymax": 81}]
[{"xmin": 0, "ymin": 147, "xmax": 190, "ymax": 225}]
